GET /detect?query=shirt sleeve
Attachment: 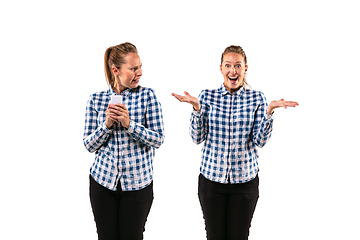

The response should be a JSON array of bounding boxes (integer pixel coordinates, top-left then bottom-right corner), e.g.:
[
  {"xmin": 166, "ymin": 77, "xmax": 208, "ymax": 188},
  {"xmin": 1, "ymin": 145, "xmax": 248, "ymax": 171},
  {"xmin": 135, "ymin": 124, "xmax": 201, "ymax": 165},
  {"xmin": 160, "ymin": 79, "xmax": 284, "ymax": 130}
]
[
  {"xmin": 126, "ymin": 89, "xmax": 165, "ymax": 149},
  {"xmin": 189, "ymin": 90, "xmax": 209, "ymax": 144},
  {"xmin": 252, "ymin": 92, "xmax": 274, "ymax": 148},
  {"xmin": 83, "ymin": 94, "xmax": 113, "ymax": 153}
]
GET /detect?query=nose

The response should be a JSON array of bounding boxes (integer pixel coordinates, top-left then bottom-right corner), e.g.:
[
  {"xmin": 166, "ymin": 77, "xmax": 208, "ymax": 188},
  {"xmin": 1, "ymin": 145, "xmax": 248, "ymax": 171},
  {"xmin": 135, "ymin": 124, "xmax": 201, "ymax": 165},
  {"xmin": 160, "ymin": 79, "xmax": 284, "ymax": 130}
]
[{"xmin": 231, "ymin": 66, "xmax": 236, "ymax": 74}]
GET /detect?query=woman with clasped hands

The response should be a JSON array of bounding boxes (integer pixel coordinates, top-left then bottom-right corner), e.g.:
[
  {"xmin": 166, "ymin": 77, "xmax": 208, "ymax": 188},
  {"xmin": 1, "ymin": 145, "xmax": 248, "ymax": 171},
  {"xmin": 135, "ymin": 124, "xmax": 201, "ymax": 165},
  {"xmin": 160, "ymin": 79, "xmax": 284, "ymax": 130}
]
[
  {"xmin": 172, "ymin": 45, "xmax": 298, "ymax": 240},
  {"xmin": 83, "ymin": 42, "xmax": 165, "ymax": 240}
]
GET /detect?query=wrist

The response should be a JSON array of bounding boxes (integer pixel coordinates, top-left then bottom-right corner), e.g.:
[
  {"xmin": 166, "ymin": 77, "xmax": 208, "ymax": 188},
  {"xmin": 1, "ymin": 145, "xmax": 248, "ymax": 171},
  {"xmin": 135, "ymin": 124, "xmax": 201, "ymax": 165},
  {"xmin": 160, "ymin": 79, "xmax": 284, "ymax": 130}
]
[
  {"xmin": 193, "ymin": 103, "xmax": 201, "ymax": 112},
  {"xmin": 106, "ymin": 121, "xmax": 113, "ymax": 129},
  {"xmin": 267, "ymin": 108, "xmax": 274, "ymax": 115},
  {"xmin": 123, "ymin": 122, "xmax": 130, "ymax": 129}
]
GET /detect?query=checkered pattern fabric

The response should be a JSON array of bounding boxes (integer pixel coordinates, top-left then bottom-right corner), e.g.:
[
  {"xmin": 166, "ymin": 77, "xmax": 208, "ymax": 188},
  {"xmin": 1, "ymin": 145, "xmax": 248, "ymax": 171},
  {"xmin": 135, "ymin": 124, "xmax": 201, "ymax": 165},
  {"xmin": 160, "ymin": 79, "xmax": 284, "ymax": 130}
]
[
  {"xmin": 190, "ymin": 84, "xmax": 273, "ymax": 184},
  {"xmin": 83, "ymin": 87, "xmax": 165, "ymax": 191}
]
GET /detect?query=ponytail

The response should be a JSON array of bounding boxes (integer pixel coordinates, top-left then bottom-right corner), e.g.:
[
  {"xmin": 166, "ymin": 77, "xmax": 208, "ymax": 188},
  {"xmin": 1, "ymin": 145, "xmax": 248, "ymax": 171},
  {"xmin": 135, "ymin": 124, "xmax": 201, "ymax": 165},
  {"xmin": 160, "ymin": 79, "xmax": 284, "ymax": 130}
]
[{"xmin": 104, "ymin": 46, "xmax": 114, "ymax": 86}]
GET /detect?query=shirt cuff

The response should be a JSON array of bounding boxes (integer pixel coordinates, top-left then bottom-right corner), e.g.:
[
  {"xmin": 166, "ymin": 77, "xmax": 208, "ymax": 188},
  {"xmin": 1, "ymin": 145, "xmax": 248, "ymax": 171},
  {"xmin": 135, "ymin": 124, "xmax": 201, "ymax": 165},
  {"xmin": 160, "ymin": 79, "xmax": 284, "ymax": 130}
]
[
  {"xmin": 265, "ymin": 112, "xmax": 273, "ymax": 120},
  {"xmin": 192, "ymin": 106, "xmax": 203, "ymax": 116},
  {"xmin": 126, "ymin": 120, "xmax": 135, "ymax": 134},
  {"xmin": 101, "ymin": 121, "xmax": 113, "ymax": 133}
]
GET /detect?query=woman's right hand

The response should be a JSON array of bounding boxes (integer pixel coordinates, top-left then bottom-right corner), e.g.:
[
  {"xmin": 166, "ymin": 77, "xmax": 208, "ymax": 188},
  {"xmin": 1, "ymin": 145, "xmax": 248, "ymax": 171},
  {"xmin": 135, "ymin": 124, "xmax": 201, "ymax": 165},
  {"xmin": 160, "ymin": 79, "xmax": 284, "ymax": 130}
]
[
  {"xmin": 172, "ymin": 91, "xmax": 201, "ymax": 111},
  {"xmin": 105, "ymin": 104, "xmax": 119, "ymax": 129}
]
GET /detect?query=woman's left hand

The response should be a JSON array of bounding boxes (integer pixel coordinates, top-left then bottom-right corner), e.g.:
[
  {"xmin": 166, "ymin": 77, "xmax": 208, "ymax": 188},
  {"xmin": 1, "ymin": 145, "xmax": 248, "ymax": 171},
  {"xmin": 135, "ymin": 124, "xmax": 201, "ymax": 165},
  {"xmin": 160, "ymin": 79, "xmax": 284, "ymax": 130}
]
[
  {"xmin": 267, "ymin": 99, "xmax": 299, "ymax": 114},
  {"xmin": 106, "ymin": 104, "xmax": 130, "ymax": 129}
]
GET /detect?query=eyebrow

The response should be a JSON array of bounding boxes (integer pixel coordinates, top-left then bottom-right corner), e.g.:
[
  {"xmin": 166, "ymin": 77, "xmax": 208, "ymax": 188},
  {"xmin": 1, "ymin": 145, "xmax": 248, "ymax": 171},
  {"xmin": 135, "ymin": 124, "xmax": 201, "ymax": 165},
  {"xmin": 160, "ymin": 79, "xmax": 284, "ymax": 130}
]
[
  {"xmin": 224, "ymin": 61, "xmax": 243, "ymax": 64},
  {"xmin": 129, "ymin": 63, "xmax": 142, "ymax": 68}
]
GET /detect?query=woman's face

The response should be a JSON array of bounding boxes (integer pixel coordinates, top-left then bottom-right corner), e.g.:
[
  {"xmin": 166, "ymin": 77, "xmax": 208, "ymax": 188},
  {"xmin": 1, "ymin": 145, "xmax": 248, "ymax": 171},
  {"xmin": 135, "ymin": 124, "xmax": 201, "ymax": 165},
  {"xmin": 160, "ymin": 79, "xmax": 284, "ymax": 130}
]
[
  {"xmin": 112, "ymin": 52, "xmax": 142, "ymax": 93},
  {"xmin": 220, "ymin": 52, "xmax": 248, "ymax": 93}
]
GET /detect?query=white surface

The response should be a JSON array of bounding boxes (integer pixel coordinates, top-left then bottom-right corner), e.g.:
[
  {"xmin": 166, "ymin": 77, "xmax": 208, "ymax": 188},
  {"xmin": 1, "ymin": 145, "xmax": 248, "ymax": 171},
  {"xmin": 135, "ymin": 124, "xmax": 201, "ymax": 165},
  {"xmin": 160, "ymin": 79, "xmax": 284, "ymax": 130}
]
[{"xmin": 1, "ymin": 0, "xmax": 359, "ymax": 239}]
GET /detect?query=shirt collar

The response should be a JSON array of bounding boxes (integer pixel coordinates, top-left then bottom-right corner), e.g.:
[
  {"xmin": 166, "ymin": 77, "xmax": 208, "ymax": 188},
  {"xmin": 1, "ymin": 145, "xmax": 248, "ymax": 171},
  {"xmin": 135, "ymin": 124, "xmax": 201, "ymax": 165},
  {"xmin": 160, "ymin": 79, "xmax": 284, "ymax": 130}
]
[
  {"xmin": 108, "ymin": 86, "xmax": 141, "ymax": 97},
  {"xmin": 219, "ymin": 84, "xmax": 246, "ymax": 96}
]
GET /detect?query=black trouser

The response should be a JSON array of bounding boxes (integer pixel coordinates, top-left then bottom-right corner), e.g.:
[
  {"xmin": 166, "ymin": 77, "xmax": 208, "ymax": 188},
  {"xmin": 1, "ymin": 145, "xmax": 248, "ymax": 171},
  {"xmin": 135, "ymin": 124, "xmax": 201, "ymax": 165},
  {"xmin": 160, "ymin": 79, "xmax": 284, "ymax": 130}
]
[
  {"xmin": 198, "ymin": 174, "xmax": 259, "ymax": 240},
  {"xmin": 89, "ymin": 175, "xmax": 153, "ymax": 240}
]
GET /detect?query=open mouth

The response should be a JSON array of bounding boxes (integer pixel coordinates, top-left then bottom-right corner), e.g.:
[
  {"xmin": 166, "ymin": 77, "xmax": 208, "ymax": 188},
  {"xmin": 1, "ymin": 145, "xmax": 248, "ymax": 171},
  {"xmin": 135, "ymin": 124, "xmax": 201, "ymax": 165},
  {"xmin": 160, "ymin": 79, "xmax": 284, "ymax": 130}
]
[{"xmin": 228, "ymin": 76, "xmax": 239, "ymax": 83}]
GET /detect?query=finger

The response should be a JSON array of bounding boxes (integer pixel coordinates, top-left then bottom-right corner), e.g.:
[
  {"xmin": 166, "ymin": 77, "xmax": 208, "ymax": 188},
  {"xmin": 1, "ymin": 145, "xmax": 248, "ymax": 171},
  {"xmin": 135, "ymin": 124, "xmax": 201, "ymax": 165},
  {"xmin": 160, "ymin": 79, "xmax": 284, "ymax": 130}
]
[
  {"xmin": 280, "ymin": 102, "xmax": 287, "ymax": 109},
  {"xmin": 172, "ymin": 93, "xmax": 182, "ymax": 99},
  {"xmin": 184, "ymin": 91, "xmax": 191, "ymax": 97},
  {"xmin": 114, "ymin": 103, "xmax": 126, "ymax": 109},
  {"xmin": 285, "ymin": 101, "xmax": 299, "ymax": 107},
  {"xmin": 107, "ymin": 114, "xmax": 119, "ymax": 123},
  {"xmin": 172, "ymin": 94, "xmax": 182, "ymax": 101},
  {"xmin": 289, "ymin": 101, "xmax": 299, "ymax": 106},
  {"xmin": 173, "ymin": 94, "xmax": 186, "ymax": 102},
  {"xmin": 117, "ymin": 108, "xmax": 129, "ymax": 116},
  {"xmin": 108, "ymin": 108, "xmax": 126, "ymax": 118},
  {"xmin": 110, "ymin": 104, "xmax": 128, "ymax": 115}
]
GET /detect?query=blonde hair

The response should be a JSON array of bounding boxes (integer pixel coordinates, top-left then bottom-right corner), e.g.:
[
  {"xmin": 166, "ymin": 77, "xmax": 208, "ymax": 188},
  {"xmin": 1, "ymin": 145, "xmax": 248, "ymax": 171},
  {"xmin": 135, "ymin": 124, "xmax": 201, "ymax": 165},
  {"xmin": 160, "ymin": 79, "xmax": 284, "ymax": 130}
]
[{"xmin": 104, "ymin": 42, "xmax": 138, "ymax": 86}]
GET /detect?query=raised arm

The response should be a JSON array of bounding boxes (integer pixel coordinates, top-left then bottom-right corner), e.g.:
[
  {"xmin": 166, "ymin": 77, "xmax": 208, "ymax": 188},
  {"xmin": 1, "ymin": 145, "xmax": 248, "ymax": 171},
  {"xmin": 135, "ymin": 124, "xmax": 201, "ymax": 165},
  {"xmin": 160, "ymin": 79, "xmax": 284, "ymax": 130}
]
[
  {"xmin": 252, "ymin": 95, "xmax": 299, "ymax": 148},
  {"xmin": 172, "ymin": 91, "xmax": 208, "ymax": 144}
]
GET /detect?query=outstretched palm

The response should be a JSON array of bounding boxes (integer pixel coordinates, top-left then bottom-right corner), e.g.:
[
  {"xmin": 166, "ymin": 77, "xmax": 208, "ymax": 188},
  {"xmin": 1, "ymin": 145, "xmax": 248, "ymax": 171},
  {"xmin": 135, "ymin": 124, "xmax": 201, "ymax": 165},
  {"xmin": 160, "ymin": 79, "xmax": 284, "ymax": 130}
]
[
  {"xmin": 172, "ymin": 91, "xmax": 201, "ymax": 111},
  {"xmin": 267, "ymin": 99, "xmax": 299, "ymax": 114}
]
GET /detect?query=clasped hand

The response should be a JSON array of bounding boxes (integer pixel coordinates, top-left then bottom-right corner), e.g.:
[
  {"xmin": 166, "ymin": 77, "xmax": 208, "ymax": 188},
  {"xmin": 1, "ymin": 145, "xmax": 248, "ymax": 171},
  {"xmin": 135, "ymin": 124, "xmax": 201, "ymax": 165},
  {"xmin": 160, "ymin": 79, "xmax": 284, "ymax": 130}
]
[{"xmin": 105, "ymin": 104, "xmax": 130, "ymax": 129}]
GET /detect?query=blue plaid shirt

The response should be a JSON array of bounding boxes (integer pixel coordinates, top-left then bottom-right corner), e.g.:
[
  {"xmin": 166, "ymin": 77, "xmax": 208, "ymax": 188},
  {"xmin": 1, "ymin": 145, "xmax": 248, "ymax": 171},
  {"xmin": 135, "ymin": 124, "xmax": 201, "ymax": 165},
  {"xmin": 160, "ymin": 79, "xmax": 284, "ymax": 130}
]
[
  {"xmin": 83, "ymin": 86, "xmax": 165, "ymax": 191},
  {"xmin": 190, "ymin": 84, "xmax": 273, "ymax": 184}
]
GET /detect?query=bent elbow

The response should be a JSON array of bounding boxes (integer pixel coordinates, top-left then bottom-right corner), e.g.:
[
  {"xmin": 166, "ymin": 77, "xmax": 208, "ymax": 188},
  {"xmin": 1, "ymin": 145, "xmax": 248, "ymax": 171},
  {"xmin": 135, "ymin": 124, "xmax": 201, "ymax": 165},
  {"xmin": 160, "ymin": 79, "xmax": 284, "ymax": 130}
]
[
  {"xmin": 256, "ymin": 142, "xmax": 266, "ymax": 148},
  {"xmin": 84, "ymin": 144, "xmax": 96, "ymax": 153},
  {"xmin": 191, "ymin": 136, "xmax": 204, "ymax": 145},
  {"xmin": 154, "ymin": 133, "xmax": 165, "ymax": 149},
  {"xmin": 83, "ymin": 138, "xmax": 97, "ymax": 153},
  {"xmin": 254, "ymin": 136, "xmax": 271, "ymax": 148}
]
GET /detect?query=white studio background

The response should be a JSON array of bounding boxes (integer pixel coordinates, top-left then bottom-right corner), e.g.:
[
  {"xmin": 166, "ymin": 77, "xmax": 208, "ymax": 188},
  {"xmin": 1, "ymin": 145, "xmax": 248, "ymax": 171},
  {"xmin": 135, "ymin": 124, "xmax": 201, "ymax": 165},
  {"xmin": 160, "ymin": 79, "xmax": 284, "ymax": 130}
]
[{"xmin": 1, "ymin": 0, "xmax": 359, "ymax": 239}]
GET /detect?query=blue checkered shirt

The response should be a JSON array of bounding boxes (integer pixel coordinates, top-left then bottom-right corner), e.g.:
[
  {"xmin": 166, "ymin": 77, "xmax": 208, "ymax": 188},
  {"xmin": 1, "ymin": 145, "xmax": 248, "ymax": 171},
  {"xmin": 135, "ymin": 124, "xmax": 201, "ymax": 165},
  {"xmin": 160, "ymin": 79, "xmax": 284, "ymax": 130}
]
[
  {"xmin": 190, "ymin": 84, "xmax": 274, "ymax": 184},
  {"xmin": 83, "ymin": 87, "xmax": 165, "ymax": 191}
]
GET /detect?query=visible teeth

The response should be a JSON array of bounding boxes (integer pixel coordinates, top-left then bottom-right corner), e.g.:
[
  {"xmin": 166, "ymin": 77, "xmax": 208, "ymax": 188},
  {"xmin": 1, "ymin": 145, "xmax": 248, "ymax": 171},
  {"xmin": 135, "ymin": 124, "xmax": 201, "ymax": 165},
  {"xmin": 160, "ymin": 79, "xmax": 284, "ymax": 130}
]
[{"xmin": 229, "ymin": 77, "xmax": 238, "ymax": 80}]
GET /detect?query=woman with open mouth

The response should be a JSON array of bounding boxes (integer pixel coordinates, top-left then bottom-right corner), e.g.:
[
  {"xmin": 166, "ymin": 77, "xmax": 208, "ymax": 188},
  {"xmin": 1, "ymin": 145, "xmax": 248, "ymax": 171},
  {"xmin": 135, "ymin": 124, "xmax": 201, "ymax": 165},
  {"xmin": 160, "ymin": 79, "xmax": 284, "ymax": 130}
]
[{"xmin": 172, "ymin": 45, "xmax": 298, "ymax": 240}]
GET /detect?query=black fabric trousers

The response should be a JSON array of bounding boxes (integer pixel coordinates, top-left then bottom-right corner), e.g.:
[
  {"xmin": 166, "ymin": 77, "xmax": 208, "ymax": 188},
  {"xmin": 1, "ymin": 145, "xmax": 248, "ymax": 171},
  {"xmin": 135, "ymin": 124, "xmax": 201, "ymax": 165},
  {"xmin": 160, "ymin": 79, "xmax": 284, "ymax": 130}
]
[
  {"xmin": 198, "ymin": 174, "xmax": 259, "ymax": 240},
  {"xmin": 89, "ymin": 175, "xmax": 153, "ymax": 240}
]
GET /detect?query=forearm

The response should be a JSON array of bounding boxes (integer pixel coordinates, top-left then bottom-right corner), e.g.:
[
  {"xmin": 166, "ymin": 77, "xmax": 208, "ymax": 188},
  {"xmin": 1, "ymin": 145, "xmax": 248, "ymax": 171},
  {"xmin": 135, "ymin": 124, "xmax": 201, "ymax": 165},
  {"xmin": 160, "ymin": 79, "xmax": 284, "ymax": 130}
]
[
  {"xmin": 253, "ymin": 113, "xmax": 273, "ymax": 147},
  {"xmin": 189, "ymin": 108, "xmax": 207, "ymax": 144},
  {"xmin": 126, "ymin": 120, "xmax": 164, "ymax": 149},
  {"xmin": 83, "ymin": 121, "xmax": 113, "ymax": 153}
]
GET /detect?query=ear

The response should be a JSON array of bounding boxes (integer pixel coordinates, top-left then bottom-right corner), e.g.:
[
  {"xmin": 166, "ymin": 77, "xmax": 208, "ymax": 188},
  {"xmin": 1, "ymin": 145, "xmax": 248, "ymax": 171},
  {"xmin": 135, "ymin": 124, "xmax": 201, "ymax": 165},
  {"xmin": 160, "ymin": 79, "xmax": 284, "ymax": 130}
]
[
  {"xmin": 219, "ymin": 64, "xmax": 223, "ymax": 73},
  {"xmin": 244, "ymin": 65, "xmax": 248, "ymax": 72},
  {"xmin": 111, "ymin": 65, "xmax": 119, "ymax": 76}
]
